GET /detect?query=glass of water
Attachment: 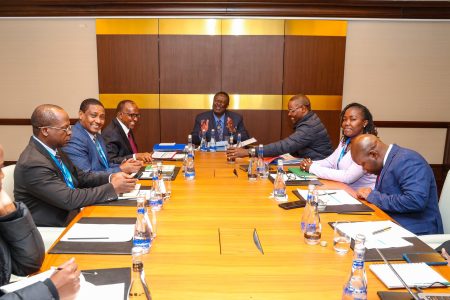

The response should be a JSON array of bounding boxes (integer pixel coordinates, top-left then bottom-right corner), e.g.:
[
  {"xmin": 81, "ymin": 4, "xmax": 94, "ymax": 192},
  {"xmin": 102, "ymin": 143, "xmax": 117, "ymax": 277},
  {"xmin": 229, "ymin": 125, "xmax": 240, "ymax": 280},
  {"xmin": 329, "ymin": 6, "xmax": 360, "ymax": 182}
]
[
  {"xmin": 162, "ymin": 175, "xmax": 172, "ymax": 201},
  {"xmin": 333, "ymin": 221, "xmax": 351, "ymax": 255}
]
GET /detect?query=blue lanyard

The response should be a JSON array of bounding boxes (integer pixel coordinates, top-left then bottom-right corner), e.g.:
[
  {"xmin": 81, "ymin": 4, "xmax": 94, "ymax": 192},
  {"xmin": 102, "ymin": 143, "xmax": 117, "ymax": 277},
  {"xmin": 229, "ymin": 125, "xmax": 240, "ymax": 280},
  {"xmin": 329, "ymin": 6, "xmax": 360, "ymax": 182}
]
[
  {"xmin": 94, "ymin": 137, "xmax": 109, "ymax": 168},
  {"xmin": 48, "ymin": 151, "xmax": 75, "ymax": 189},
  {"xmin": 337, "ymin": 138, "xmax": 351, "ymax": 170}
]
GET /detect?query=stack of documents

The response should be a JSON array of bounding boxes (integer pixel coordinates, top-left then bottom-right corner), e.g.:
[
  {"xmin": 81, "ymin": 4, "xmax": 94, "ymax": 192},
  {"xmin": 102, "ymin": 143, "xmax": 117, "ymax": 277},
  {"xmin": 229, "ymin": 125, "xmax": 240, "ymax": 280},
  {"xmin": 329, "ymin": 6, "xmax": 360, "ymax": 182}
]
[
  {"xmin": 335, "ymin": 220, "xmax": 416, "ymax": 249},
  {"xmin": 296, "ymin": 189, "xmax": 359, "ymax": 205}
]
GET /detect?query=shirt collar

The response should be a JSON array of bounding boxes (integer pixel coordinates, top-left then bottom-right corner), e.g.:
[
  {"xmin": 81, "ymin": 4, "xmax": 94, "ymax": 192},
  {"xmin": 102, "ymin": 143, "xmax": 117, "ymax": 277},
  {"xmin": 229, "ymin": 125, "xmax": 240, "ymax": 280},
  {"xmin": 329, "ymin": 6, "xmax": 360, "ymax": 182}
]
[
  {"xmin": 33, "ymin": 135, "xmax": 57, "ymax": 156},
  {"xmin": 213, "ymin": 113, "xmax": 225, "ymax": 125},
  {"xmin": 83, "ymin": 128, "xmax": 97, "ymax": 143},
  {"xmin": 116, "ymin": 118, "xmax": 130, "ymax": 135},
  {"xmin": 383, "ymin": 144, "xmax": 393, "ymax": 166}
]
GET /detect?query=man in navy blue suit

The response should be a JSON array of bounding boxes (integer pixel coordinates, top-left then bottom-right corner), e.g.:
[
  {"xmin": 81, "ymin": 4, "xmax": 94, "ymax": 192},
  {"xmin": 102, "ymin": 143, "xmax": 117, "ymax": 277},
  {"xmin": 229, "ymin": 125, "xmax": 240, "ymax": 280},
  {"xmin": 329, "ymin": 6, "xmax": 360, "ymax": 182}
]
[
  {"xmin": 63, "ymin": 98, "xmax": 142, "ymax": 174},
  {"xmin": 352, "ymin": 134, "xmax": 443, "ymax": 235},
  {"xmin": 191, "ymin": 91, "xmax": 250, "ymax": 145}
]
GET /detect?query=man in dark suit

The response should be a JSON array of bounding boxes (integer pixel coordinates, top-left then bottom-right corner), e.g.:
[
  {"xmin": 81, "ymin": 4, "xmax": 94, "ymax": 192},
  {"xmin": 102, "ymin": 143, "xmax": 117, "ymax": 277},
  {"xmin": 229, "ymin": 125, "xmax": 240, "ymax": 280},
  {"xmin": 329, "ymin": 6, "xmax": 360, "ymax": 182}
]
[
  {"xmin": 102, "ymin": 100, "xmax": 152, "ymax": 165},
  {"xmin": 191, "ymin": 91, "xmax": 250, "ymax": 145},
  {"xmin": 63, "ymin": 98, "xmax": 142, "ymax": 175},
  {"xmin": 14, "ymin": 104, "xmax": 137, "ymax": 227},
  {"xmin": 352, "ymin": 134, "xmax": 444, "ymax": 235}
]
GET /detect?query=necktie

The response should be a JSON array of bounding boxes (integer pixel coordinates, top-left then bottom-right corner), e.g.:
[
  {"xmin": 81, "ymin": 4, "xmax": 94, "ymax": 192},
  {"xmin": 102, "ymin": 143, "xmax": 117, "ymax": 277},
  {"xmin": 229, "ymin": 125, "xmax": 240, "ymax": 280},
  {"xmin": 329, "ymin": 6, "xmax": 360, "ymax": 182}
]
[
  {"xmin": 216, "ymin": 119, "xmax": 223, "ymax": 141},
  {"xmin": 93, "ymin": 136, "xmax": 109, "ymax": 168},
  {"xmin": 54, "ymin": 150, "xmax": 75, "ymax": 189},
  {"xmin": 128, "ymin": 131, "xmax": 138, "ymax": 154}
]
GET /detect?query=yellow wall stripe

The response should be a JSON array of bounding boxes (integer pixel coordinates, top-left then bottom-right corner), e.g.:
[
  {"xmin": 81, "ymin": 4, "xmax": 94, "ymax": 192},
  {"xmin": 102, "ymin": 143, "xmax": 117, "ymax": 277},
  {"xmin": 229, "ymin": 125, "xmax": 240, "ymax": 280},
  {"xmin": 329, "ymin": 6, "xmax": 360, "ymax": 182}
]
[
  {"xmin": 285, "ymin": 20, "xmax": 347, "ymax": 36},
  {"xmin": 283, "ymin": 95, "xmax": 342, "ymax": 111},
  {"xmin": 96, "ymin": 19, "xmax": 158, "ymax": 35},
  {"xmin": 100, "ymin": 94, "xmax": 160, "ymax": 109},
  {"xmin": 159, "ymin": 19, "xmax": 221, "ymax": 35},
  {"xmin": 222, "ymin": 19, "xmax": 284, "ymax": 36}
]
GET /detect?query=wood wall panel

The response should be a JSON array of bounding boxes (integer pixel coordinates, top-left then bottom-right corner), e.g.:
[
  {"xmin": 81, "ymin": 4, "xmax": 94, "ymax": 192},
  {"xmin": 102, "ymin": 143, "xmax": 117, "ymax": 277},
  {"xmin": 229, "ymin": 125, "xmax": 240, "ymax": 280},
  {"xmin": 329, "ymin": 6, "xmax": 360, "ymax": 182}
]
[
  {"xmin": 97, "ymin": 35, "xmax": 159, "ymax": 94},
  {"xmin": 281, "ymin": 110, "xmax": 341, "ymax": 149},
  {"xmin": 284, "ymin": 36, "xmax": 346, "ymax": 95},
  {"xmin": 104, "ymin": 109, "xmax": 160, "ymax": 152},
  {"xmin": 237, "ymin": 110, "xmax": 282, "ymax": 145},
  {"xmin": 222, "ymin": 36, "xmax": 284, "ymax": 94},
  {"xmin": 159, "ymin": 35, "xmax": 221, "ymax": 94}
]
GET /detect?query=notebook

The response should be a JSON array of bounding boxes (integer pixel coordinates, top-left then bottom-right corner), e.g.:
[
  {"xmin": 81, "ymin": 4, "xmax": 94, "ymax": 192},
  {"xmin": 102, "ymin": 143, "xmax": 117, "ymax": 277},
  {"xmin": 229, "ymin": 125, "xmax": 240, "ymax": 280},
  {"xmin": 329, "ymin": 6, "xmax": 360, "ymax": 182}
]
[{"xmin": 370, "ymin": 262, "xmax": 448, "ymax": 288}]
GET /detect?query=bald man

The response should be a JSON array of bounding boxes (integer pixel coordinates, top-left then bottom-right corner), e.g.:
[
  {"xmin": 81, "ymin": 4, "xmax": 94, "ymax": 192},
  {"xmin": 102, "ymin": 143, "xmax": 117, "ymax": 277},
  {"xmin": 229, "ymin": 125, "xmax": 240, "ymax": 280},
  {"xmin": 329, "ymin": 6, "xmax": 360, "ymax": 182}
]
[
  {"xmin": 14, "ymin": 104, "xmax": 137, "ymax": 227},
  {"xmin": 351, "ymin": 134, "xmax": 443, "ymax": 235},
  {"xmin": 227, "ymin": 94, "xmax": 333, "ymax": 160}
]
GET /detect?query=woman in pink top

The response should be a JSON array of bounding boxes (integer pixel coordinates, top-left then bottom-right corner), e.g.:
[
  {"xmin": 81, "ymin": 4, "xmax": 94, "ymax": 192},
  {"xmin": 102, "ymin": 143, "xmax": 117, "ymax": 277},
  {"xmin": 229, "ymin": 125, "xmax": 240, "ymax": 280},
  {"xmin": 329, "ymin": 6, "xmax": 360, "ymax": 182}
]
[{"xmin": 300, "ymin": 103, "xmax": 377, "ymax": 190}]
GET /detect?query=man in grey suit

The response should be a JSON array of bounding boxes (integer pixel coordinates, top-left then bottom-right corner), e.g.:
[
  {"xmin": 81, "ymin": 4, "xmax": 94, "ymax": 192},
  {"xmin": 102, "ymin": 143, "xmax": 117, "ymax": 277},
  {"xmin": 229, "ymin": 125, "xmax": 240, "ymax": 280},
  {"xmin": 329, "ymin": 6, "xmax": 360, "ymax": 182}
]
[{"xmin": 14, "ymin": 104, "xmax": 137, "ymax": 227}]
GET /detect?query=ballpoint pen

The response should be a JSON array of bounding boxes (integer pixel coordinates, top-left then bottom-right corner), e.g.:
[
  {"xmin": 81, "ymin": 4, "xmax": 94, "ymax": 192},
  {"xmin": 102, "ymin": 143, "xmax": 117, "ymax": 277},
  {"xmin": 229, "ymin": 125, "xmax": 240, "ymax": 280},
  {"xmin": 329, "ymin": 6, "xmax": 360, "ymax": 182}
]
[{"xmin": 372, "ymin": 226, "xmax": 392, "ymax": 235}]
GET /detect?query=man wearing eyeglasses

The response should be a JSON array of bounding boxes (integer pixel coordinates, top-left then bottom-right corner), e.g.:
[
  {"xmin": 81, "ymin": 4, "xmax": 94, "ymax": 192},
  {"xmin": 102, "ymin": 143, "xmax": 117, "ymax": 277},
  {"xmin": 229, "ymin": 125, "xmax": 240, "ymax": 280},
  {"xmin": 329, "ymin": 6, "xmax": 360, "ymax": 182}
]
[
  {"xmin": 63, "ymin": 98, "xmax": 142, "ymax": 175},
  {"xmin": 227, "ymin": 94, "xmax": 333, "ymax": 160},
  {"xmin": 102, "ymin": 100, "xmax": 152, "ymax": 164},
  {"xmin": 14, "ymin": 104, "xmax": 137, "ymax": 227}
]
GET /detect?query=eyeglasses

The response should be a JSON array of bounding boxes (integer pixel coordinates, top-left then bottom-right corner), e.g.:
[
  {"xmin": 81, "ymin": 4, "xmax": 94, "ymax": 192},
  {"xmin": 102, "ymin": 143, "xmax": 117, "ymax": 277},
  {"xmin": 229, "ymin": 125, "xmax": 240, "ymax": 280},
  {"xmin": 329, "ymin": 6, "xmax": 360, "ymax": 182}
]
[
  {"xmin": 122, "ymin": 112, "xmax": 141, "ymax": 119},
  {"xmin": 287, "ymin": 106, "xmax": 303, "ymax": 114},
  {"xmin": 39, "ymin": 125, "xmax": 72, "ymax": 134}
]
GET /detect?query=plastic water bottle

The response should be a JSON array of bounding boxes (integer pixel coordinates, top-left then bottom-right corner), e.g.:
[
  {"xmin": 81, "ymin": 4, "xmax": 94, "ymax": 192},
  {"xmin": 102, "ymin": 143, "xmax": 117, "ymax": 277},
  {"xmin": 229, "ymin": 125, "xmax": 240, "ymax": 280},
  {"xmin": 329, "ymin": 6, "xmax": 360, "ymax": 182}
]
[
  {"xmin": 304, "ymin": 188, "xmax": 322, "ymax": 245},
  {"xmin": 226, "ymin": 135, "xmax": 235, "ymax": 163},
  {"xmin": 187, "ymin": 134, "xmax": 194, "ymax": 154},
  {"xmin": 149, "ymin": 172, "xmax": 163, "ymax": 211},
  {"xmin": 209, "ymin": 129, "xmax": 217, "ymax": 152},
  {"xmin": 128, "ymin": 247, "xmax": 152, "ymax": 299},
  {"xmin": 301, "ymin": 184, "xmax": 315, "ymax": 233},
  {"xmin": 247, "ymin": 148, "xmax": 258, "ymax": 181},
  {"xmin": 185, "ymin": 152, "xmax": 195, "ymax": 180},
  {"xmin": 200, "ymin": 131, "xmax": 208, "ymax": 152},
  {"xmin": 156, "ymin": 161, "xmax": 167, "ymax": 201},
  {"xmin": 342, "ymin": 234, "xmax": 368, "ymax": 300},
  {"xmin": 273, "ymin": 160, "xmax": 287, "ymax": 201},
  {"xmin": 133, "ymin": 198, "xmax": 152, "ymax": 253},
  {"xmin": 182, "ymin": 145, "xmax": 188, "ymax": 174},
  {"xmin": 236, "ymin": 133, "xmax": 242, "ymax": 148},
  {"xmin": 256, "ymin": 144, "xmax": 267, "ymax": 179}
]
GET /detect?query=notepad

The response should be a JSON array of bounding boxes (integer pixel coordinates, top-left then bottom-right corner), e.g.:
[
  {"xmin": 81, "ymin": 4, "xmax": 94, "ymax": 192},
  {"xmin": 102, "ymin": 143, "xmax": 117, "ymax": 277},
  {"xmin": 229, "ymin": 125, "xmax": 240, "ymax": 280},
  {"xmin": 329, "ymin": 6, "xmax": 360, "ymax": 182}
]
[{"xmin": 370, "ymin": 262, "xmax": 448, "ymax": 288}]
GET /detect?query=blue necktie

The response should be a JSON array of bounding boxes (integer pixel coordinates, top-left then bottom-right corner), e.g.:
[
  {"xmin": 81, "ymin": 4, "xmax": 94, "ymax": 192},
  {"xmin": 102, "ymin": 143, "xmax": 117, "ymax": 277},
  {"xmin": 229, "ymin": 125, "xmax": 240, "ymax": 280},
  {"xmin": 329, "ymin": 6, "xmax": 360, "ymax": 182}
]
[
  {"xmin": 93, "ymin": 136, "xmax": 109, "ymax": 168},
  {"xmin": 53, "ymin": 150, "xmax": 75, "ymax": 189},
  {"xmin": 217, "ymin": 119, "xmax": 223, "ymax": 141}
]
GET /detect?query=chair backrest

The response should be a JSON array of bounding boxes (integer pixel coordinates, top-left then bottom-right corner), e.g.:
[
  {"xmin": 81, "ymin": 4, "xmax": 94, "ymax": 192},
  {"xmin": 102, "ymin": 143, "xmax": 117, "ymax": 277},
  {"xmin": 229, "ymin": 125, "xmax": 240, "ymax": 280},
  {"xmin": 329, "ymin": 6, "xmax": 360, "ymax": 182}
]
[
  {"xmin": 439, "ymin": 169, "xmax": 450, "ymax": 233},
  {"xmin": 1, "ymin": 164, "xmax": 15, "ymax": 201}
]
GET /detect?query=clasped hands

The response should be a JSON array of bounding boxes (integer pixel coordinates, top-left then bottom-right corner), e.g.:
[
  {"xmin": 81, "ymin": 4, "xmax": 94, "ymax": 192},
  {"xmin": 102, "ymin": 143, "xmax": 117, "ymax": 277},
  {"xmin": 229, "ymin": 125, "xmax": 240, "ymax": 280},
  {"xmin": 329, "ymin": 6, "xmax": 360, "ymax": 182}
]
[
  {"xmin": 299, "ymin": 158, "xmax": 313, "ymax": 172},
  {"xmin": 200, "ymin": 118, "xmax": 236, "ymax": 134}
]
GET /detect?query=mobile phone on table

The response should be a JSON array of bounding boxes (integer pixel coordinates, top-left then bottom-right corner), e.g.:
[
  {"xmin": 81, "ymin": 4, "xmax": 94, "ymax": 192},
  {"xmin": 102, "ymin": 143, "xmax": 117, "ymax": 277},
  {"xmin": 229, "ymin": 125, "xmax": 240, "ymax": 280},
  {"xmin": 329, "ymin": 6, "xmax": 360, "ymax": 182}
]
[
  {"xmin": 402, "ymin": 252, "xmax": 448, "ymax": 266},
  {"xmin": 278, "ymin": 200, "xmax": 306, "ymax": 210}
]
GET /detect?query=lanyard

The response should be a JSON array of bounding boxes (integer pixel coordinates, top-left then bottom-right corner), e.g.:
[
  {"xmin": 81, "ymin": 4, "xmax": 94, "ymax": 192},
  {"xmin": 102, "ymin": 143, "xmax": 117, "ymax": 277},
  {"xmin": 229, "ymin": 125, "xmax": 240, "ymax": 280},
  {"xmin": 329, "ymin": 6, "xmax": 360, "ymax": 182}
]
[
  {"xmin": 94, "ymin": 137, "xmax": 109, "ymax": 168},
  {"xmin": 337, "ymin": 138, "xmax": 351, "ymax": 170},
  {"xmin": 48, "ymin": 151, "xmax": 75, "ymax": 189}
]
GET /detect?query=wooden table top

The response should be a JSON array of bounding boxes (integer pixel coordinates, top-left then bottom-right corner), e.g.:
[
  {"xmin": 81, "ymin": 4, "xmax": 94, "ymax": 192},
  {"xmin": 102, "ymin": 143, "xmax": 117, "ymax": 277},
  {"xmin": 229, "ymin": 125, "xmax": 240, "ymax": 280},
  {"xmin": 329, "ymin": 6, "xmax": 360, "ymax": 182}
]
[{"xmin": 41, "ymin": 152, "xmax": 450, "ymax": 299}]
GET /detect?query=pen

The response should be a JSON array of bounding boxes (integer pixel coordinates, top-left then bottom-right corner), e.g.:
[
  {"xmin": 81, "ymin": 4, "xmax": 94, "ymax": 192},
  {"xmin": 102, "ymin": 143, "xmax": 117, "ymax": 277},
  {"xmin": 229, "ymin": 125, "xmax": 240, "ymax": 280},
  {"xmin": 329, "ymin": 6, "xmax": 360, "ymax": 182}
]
[
  {"xmin": 67, "ymin": 237, "xmax": 110, "ymax": 240},
  {"xmin": 372, "ymin": 226, "xmax": 392, "ymax": 235},
  {"xmin": 53, "ymin": 267, "xmax": 98, "ymax": 275},
  {"xmin": 318, "ymin": 192, "xmax": 337, "ymax": 196}
]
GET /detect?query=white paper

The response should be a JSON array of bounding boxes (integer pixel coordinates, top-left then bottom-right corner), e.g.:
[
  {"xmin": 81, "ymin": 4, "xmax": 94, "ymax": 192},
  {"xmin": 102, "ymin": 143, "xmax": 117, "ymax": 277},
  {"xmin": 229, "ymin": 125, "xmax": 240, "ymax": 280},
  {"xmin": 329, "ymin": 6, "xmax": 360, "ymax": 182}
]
[
  {"xmin": 336, "ymin": 220, "xmax": 415, "ymax": 249},
  {"xmin": 119, "ymin": 189, "xmax": 150, "ymax": 200},
  {"xmin": 119, "ymin": 184, "xmax": 141, "ymax": 199},
  {"xmin": 152, "ymin": 151, "xmax": 176, "ymax": 159},
  {"xmin": 240, "ymin": 137, "xmax": 257, "ymax": 147},
  {"xmin": 0, "ymin": 269, "xmax": 54, "ymax": 293},
  {"xmin": 173, "ymin": 153, "xmax": 186, "ymax": 160},
  {"xmin": 297, "ymin": 189, "xmax": 361, "ymax": 205},
  {"xmin": 270, "ymin": 174, "xmax": 311, "ymax": 181},
  {"xmin": 60, "ymin": 223, "xmax": 134, "ymax": 242},
  {"xmin": 159, "ymin": 143, "xmax": 175, "ymax": 146}
]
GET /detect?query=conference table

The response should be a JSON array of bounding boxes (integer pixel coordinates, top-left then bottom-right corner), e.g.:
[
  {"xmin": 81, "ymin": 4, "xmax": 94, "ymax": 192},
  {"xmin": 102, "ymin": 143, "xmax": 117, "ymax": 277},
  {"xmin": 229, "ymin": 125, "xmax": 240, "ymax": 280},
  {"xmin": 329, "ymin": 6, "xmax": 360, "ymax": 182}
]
[{"xmin": 41, "ymin": 152, "xmax": 450, "ymax": 299}]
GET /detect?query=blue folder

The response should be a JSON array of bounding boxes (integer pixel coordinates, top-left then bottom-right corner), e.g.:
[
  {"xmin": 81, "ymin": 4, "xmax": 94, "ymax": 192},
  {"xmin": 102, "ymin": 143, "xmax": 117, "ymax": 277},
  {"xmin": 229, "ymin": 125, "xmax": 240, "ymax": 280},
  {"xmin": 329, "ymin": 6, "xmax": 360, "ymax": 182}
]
[{"xmin": 153, "ymin": 143, "xmax": 186, "ymax": 152}]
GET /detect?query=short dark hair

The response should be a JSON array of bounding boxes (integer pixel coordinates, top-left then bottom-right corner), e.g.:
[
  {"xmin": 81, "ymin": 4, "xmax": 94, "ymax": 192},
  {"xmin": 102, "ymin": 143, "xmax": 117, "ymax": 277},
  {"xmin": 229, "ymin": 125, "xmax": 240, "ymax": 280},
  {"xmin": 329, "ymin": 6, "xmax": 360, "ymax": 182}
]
[
  {"xmin": 290, "ymin": 94, "xmax": 311, "ymax": 111},
  {"xmin": 116, "ymin": 100, "xmax": 136, "ymax": 114},
  {"xmin": 214, "ymin": 91, "xmax": 230, "ymax": 104},
  {"xmin": 31, "ymin": 104, "xmax": 63, "ymax": 135},
  {"xmin": 340, "ymin": 102, "xmax": 378, "ymax": 142},
  {"xmin": 80, "ymin": 98, "xmax": 103, "ymax": 113}
]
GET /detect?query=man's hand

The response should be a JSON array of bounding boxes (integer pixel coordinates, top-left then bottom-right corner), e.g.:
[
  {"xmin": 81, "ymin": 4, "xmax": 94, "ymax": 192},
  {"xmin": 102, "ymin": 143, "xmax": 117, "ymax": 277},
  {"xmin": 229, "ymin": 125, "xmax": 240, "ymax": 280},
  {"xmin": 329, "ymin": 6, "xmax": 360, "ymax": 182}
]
[
  {"xmin": 300, "ymin": 158, "xmax": 313, "ymax": 172},
  {"xmin": 111, "ymin": 172, "xmax": 138, "ymax": 194},
  {"xmin": 226, "ymin": 147, "xmax": 249, "ymax": 159},
  {"xmin": 200, "ymin": 119, "xmax": 209, "ymax": 133},
  {"xmin": 226, "ymin": 117, "xmax": 236, "ymax": 134},
  {"xmin": 441, "ymin": 248, "xmax": 450, "ymax": 264},
  {"xmin": 356, "ymin": 187, "xmax": 372, "ymax": 200},
  {"xmin": 50, "ymin": 258, "xmax": 81, "ymax": 300},
  {"xmin": 135, "ymin": 152, "xmax": 152, "ymax": 163},
  {"xmin": 0, "ymin": 189, "xmax": 16, "ymax": 217},
  {"xmin": 120, "ymin": 159, "xmax": 143, "ymax": 174}
]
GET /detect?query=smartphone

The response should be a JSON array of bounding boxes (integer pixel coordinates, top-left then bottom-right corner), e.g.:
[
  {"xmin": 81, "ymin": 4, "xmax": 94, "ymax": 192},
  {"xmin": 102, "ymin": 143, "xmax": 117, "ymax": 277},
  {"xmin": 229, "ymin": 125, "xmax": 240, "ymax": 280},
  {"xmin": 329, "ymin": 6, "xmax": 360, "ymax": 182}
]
[
  {"xmin": 402, "ymin": 252, "xmax": 448, "ymax": 266},
  {"xmin": 278, "ymin": 200, "xmax": 306, "ymax": 210}
]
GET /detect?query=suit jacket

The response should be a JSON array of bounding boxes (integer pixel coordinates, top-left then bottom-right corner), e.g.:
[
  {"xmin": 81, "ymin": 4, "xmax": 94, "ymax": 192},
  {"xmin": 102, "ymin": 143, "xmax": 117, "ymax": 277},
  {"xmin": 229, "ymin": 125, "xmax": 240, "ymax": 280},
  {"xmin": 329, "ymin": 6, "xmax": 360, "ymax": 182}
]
[
  {"xmin": 14, "ymin": 137, "xmax": 118, "ymax": 227},
  {"xmin": 63, "ymin": 122, "xmax": 121, "ymax": 174},
  {"xmin": 367, "ymin": 144, "xmax": 444, "ymax": 235},
  {"xmin": 191, "ymin": 110, "xmax": 249, "ymax": 145},
  {"xmin": 102, "ymin": 118, "xmax": 137, "ymax": 164}
]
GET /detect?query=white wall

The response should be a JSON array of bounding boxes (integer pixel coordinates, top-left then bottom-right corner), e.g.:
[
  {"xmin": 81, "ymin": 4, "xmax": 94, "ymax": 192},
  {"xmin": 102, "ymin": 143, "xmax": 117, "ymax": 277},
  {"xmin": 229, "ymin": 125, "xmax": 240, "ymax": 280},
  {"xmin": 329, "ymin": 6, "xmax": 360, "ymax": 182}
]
[
  {"xmin": 343, "ymin": 20, "xmax": 450, "ymax": 164},
  {"xmin": 0, "ymin": 19, "xmax": 99, "ymax": 161}
]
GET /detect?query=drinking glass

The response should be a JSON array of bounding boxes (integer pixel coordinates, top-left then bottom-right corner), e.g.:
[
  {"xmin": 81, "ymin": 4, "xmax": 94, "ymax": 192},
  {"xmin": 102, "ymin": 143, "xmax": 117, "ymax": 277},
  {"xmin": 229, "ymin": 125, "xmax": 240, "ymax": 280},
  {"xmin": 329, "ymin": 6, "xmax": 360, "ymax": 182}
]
[
  {"xmin": 162, "ymin": 175, "xmax": 172, "ymax": 201},
  {"xmin": 333, "ymin": 221, "xmax": 351, "ymax": 254}
]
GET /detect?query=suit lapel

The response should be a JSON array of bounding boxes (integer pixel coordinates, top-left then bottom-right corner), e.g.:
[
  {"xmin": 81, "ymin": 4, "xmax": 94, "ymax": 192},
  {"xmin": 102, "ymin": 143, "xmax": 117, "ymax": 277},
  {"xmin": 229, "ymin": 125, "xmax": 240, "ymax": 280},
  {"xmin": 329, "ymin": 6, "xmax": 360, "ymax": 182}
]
[
  {"xmin": 77, "ymin": 122, "xmax": 104, "ymax": 167},
  {"xmin": 377, "ymin": 144, "xmax": 399, "ymax": 190},
  {"xmin": 30, "ymin": 138, "xmax": 66, "ymax": 182},
  {"xmin": 113, "ymin": 118, "xmax": 133, "ymax": 153}
]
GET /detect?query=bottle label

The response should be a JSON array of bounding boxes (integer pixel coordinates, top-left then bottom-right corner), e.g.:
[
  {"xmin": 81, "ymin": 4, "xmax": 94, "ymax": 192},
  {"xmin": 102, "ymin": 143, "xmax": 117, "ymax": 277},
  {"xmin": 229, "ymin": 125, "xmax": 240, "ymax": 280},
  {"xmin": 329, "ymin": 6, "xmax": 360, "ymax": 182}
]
[
  {"xmin": 137, "ymin": 208, "xmax": 146, "ymax": 214},
  {"xmin": 133, "ymin": 237, "xmax": 151, "ymax": 249},
  {"xmin": 352, "ymin": 260, "xmax": 364, "ymax": 269},
  {"xmin": 305, "ymin": 223, "xmax": 316, "ymax": 231},
  {"xmin": 343, "ymin": 285, "xmax": 367, "ymax": 298},
  {"xmin": 149, "ymin": 199, "xmax": 163, "ymax": 206}
]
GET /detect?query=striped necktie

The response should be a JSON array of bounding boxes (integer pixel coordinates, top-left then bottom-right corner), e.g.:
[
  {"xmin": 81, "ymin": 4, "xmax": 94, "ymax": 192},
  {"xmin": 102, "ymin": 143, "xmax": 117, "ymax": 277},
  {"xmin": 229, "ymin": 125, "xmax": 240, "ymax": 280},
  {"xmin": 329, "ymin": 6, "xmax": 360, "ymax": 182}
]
[{"xmin": 216, "ymin": 119, "xmax": 223, "ymax": 141}]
